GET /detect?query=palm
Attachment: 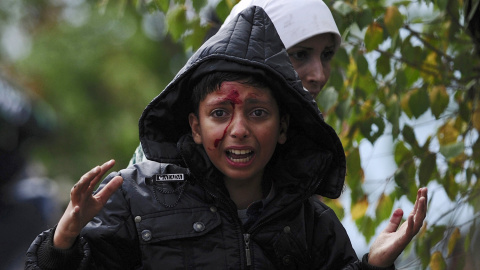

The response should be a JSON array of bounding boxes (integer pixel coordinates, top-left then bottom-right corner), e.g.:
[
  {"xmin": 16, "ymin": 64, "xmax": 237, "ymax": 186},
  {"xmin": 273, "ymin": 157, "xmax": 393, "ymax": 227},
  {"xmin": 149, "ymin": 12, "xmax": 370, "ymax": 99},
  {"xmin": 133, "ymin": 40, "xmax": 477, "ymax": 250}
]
[
  {"xmin": 54, "ymin": 160, "xmax": 123, "ymax": 249},
  {"xmin": 368, "ymin": 187, "xmax": 428, "ymax": 267}
]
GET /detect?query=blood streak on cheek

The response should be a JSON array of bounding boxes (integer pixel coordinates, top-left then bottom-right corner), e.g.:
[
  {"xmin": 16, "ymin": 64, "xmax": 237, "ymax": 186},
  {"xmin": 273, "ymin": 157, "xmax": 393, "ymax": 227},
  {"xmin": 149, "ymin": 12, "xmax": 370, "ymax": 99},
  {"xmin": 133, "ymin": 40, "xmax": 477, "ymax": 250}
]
[{"xmin": 213, "ymin": 89, "xmax": 241, "ymax": 148}]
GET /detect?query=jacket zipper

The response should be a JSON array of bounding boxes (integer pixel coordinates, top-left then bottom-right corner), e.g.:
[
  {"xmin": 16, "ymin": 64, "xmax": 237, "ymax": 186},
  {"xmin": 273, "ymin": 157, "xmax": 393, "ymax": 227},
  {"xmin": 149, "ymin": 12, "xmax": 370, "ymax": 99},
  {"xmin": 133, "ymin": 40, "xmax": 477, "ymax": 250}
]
[{"xmin": 243, "ymin": 233, "xmax": 252, "ymax": 267}]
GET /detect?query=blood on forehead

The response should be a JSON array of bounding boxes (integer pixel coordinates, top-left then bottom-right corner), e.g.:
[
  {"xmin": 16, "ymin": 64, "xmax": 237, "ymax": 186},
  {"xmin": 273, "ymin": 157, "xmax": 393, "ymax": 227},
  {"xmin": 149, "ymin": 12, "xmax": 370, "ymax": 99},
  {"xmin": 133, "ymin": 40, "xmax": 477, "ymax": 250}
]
[
  {"xmin": 216, "ymin": 85, "xmax": 242, "ymax": 104},
  {"xmin": 213, "ymin": 87, "xmax": 241, "ymax": 148}
]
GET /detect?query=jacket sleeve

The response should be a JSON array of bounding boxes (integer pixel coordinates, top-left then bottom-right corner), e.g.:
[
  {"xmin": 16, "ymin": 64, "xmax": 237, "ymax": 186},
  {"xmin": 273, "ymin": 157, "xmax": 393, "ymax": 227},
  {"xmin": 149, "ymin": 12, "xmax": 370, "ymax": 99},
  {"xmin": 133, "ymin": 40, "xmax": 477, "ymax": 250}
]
[
  {"xmin": 25, "ymin": 227, "xmax": 89, "ymax": 270},
  {"xmin": 309, "ymin": 198, "xmax": 394, "ymax": 270},
  {"xmin": 25, "ymin": 171, "xmax": 141, "ymax": 269}
]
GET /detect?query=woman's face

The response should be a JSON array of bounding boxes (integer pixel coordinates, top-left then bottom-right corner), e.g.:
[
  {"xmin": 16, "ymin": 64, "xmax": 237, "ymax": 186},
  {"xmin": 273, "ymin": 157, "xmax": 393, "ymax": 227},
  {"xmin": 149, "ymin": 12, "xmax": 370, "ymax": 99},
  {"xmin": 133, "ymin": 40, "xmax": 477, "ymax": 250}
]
[{"xmin": 287, "ymin": 33, "xmax": 336, "ymax": 99}]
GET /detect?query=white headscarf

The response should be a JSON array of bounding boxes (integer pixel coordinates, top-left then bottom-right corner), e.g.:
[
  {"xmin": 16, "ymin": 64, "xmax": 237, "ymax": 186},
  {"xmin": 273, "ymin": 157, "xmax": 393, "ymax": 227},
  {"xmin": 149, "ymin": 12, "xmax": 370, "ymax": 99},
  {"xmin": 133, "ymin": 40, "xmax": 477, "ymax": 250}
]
[{"xmin": 222, "ymin": 0, "xmax": 341, "ymax": 51}]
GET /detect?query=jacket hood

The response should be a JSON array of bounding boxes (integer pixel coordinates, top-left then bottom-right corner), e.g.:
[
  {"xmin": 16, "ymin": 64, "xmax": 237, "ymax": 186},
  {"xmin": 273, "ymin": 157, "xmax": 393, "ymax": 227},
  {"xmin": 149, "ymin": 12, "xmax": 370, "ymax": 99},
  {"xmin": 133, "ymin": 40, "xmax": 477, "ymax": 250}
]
[
  {"xmin": 222, "ymin": 0, "xmax": 341, "ymax": 51},
  {"xmin": 139, "ymin": 6, "xmax": 346, "ymax": 198}
]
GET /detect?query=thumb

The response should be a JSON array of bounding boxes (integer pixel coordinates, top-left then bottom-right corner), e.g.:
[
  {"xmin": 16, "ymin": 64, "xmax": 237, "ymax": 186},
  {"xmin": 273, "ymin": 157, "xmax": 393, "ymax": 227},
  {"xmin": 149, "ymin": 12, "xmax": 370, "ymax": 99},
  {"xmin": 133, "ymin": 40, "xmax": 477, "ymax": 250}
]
[{"xmin": 383, "ymin": 208, "xmax": 403, "ymax": 233}]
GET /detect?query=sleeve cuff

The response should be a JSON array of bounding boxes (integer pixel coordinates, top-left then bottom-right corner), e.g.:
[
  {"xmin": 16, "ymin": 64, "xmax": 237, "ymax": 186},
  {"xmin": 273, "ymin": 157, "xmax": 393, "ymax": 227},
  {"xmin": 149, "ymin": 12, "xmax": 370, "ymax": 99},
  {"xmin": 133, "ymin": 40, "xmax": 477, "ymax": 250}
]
[
  {"xmin": 37, "ymin": 227, "xmax": 83, "ymax": 269},
  {"xmin": 362, "ymin": 253, "xmax": 395, "ymax": 270}
]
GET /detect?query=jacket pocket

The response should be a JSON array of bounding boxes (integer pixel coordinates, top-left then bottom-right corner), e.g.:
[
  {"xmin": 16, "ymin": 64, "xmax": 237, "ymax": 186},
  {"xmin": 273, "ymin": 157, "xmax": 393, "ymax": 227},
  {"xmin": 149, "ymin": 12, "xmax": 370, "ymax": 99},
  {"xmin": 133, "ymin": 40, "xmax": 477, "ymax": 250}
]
[{"xmin": 134, "ymin": 206, "xmax": 221, "ymax": 244}]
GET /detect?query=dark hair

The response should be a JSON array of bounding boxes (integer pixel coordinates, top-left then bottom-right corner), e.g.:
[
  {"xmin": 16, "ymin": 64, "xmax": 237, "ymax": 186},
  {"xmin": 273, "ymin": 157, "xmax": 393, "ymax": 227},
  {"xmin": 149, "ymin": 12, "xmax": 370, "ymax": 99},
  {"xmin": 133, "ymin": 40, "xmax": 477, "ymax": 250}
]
[{"xmin": 191, "ymin": 71, "xmax": 285, "ymax": 116}]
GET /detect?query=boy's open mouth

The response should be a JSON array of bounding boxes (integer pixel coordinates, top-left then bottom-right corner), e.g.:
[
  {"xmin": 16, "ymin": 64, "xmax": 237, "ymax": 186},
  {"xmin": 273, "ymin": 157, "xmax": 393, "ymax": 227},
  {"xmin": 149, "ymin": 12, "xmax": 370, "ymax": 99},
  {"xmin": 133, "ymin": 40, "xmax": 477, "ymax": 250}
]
[{"xmin": 226, "ymin": 149, "xmax": 254, "ymax": 163}]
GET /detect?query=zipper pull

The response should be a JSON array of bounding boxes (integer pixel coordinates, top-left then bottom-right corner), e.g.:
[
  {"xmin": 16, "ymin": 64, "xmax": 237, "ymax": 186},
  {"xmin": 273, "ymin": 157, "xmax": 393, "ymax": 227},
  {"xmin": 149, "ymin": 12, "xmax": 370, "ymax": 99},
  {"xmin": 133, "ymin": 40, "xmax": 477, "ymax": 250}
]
[{"xmin": 243, "ymin": 233, "xmax": 252, "ymax": 266}]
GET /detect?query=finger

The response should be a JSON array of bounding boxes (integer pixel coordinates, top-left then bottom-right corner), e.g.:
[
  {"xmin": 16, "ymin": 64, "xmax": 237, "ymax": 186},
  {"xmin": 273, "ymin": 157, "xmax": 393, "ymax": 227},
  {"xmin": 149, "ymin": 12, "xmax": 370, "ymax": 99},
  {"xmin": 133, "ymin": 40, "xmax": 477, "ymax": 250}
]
[
  {"xmin": 88, "ymin": 159, "xmax": 116, "ymax": 191},
  {"xmin": 405, "ymin": 211, "xmax": 415, "ymax": 236},
  {"xmin": 95, "ymin": 176, "xmax": 123, "ymax": 206},
  {"xmin": 412, "ymin": 188, "xmax": 423, "ymax": 214},
  {"xmin": 383, "ymin": 208, "xmax": 404, "ymax": 233},
  {"xmin": 71, "ymin": 166, "xmax": 101, "ymax": 201},
  {"xmin": 413, "ymin": 196, "xmax": 427, "ymax": 233}
]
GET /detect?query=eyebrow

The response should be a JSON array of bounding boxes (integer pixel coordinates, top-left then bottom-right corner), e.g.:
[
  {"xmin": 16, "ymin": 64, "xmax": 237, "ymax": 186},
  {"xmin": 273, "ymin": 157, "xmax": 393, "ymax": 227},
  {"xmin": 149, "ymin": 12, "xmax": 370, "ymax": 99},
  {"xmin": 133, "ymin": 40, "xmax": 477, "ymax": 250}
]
[
  {"xmin": 245, "ymin": 98, "xmax": 274, "ymax": 106},
  {"xmin": 204, "ymin": 97, "xmax": 274, "ymax": 107}
]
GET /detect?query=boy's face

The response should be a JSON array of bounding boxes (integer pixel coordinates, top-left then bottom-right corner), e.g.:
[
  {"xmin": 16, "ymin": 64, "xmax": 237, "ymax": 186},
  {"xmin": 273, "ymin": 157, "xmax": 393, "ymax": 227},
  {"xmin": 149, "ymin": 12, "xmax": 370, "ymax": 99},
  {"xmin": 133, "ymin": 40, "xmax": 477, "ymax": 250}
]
[{"xmin": 189, "ymin": 81, "xmax": 288, "ymax": 185}]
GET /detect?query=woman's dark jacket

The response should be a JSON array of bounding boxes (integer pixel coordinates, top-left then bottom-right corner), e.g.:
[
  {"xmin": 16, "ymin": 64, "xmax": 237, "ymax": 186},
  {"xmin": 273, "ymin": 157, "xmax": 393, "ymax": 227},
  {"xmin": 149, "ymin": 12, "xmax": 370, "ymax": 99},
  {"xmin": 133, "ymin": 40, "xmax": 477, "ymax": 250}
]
[{"xmin": 25, "ymin": 6, "xmax": 392, "ymax": 270}]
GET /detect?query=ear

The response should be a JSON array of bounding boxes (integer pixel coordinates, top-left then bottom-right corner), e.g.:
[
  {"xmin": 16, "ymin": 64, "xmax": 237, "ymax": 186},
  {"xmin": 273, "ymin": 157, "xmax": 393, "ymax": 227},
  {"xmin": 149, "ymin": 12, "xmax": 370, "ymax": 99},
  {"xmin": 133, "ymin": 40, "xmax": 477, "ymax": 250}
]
[
  {"xmin": 189, "ymin": 113, "xmax": 203, "ymax": 144},
  {"xmin": 277, "ymin": 114, "xmax": 289, "ymax": 145}
]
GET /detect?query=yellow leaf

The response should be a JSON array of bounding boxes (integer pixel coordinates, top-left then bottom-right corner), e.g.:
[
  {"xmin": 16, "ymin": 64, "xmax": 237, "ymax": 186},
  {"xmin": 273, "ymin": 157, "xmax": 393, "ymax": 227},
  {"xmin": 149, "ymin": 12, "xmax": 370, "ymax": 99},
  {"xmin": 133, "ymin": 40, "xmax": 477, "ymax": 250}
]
[
  {"xmin": 365, "ymin": 22, "xmax": 384, "ymax": 51},
  {"xmin": 384, "ymin": 6, "xmax": 403, "ymax": 36},
  {"xmin": 422, "ymin": 52, "xmax": 438, "ymax": 83},
  {"xmin": 400, "ymin": 90, "xmax": 413, "ymax": 118},
  {"xmin": 447, "ymin": 228, "xmax": 461, "ymax": 256},
  {"xmin": 437, "ymin": 120, "xmax": 459, "ymax": 145},
  {"xmin": 418, "ymin": 221, "xmax": 428, "ymax": 238},
  {"xmin": 324, "ymin": 198, "xmax": 345, "ymax": 220},
  {"xmin": 429, "ymin": 251, "xmax": 446, "ymax": 270},
  {"xmin": 351, "ymin": 197, "xmax": 369, "ymax": 220}
]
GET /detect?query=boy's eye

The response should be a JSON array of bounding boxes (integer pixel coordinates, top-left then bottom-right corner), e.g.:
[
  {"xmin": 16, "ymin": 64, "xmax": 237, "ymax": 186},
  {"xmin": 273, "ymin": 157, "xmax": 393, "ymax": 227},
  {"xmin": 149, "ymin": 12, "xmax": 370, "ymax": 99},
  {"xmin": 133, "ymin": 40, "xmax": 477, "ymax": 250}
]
[
  {"xmin": 251, "ymin": 109, "xmax": 267, "ymax": 117},
  {"xmin": 211, "ymin": 109, "xmax": 228, "ymax": 118}
]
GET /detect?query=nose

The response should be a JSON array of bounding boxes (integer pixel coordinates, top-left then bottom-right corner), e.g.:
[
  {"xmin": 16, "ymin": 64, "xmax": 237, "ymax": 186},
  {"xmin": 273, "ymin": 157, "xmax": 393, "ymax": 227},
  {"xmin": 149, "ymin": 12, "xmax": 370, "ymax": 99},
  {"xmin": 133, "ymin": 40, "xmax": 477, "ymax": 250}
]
[
  {"xmin": 229, "ymin": 114, "xmax": 249, "ymax": 139},
  {"xmin": 305, "ymin": 59, "xmax": 327, "ymax": 90}
]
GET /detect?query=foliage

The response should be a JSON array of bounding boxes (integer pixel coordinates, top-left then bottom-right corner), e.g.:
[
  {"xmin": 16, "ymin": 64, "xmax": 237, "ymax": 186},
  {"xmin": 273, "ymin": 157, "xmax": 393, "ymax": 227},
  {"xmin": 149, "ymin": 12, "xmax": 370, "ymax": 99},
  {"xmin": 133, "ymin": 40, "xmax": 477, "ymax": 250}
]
[{"xmin": 1, "ymin": 0, "xmax": 479, "ymax": 268}]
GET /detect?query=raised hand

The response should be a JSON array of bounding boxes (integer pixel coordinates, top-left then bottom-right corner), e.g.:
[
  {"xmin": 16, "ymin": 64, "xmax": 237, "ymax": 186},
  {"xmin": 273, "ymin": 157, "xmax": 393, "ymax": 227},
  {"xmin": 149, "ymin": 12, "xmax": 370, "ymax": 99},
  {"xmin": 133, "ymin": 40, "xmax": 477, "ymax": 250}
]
[
  {"xmin": 367, "ymin": 187, "xmax": 428, "ymax": 267},
  {"xmin": 53, "ymin": 160, "xmax": 124, "ymax": 249}
]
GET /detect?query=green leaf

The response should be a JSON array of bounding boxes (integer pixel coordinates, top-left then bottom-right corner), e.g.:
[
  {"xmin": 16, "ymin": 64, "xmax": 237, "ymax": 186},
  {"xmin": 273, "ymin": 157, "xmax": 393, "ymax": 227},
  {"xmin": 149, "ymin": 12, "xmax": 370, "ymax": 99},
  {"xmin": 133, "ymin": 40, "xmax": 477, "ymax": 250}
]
[
  {"xmin": 183, "ymin": 18, "xmax": 208, "ymax": 50},
  {"xmin": 346, "ymin": 147, "xmax": 364, "ymax": 202},
  {"xmin": 335, "ymin": 98, "xmax": 351, "ymax": 121},
  {"xmin": 439, "ymin": 142, "xmax": 464, "ymax": 159},
  {"xmin": 394, "ymin": 141, "xmax": 412, "ymax": 166},
  {"xmin": 418, "ymin": 152, "xmax": 436, "ymax": 186},
  {"xmin": 365, "ymin": 22, "xmax": 384, "ymax": 52},
  {"xmin": 395, "ymin": 70, "xmax": 407, "ymax": 95},
  {"xmin": 357, "ymin": 73, "xmax": 377, "ymax": 95},
  {"xmin": 154, "ymin": 0, "xmax": 170, "ymax": 12},
  {"xmin": 394, "ymin": 159, "xmax": 418, "ymax": 201},
  {"xmin": 402, "ymin": 124, "xmax": 417, "ymax": 148},
  {"xmin": 386, "ymin": 99, "xmax": 400, "ymax": 139},
  {"xmin": 334, "ymin": 47, "xmax": 349, "ymax": 65},
  {"xmin": 356, "ymin": 8, "xmax": 373, "ymax": 30},
  {"xmin": 317, "ymin": 86, "xmax": 338, "ymax": 112},
  {"xmin": 442, "ymin": 170, "xmax": 460, "ymax": 201},
  {"xmin": 404, "ymin": 66, "xmax": 420, "ymax": 88},
  {"xmin": 384, "ymin": 6, "xmax": 403, "ymax": 36},
  {"xmin": 360, "ymin": 116, "xmax": 385, "ymax": 144},
  {"xmin": 429, "ymin": 85, "xmax": 449, "ymax": 118},
  {"xmin": 355, "ymin": 215, "xmax": 376, "ymax": 243},
  {"xmin": 375, "ymin": 193, "xmax": 394, "ymax": 222},
  {"xmin": 435, "ymin": 0, "xmax": 448, "ymax": 10},
  {"xmin": 327, "ymin": 70, "xmax": 344, "ymax": 91},
  {"xmin": 166, "ymin": 5, "xmax": 187, "ymax": 41},
  {"xmin": 376, "ymin": 53, "xmax": 391, "ymax": 77},
  {"xmin": 356, "ymin": 54, "xmax": 369, "ymax": 75},
  {"xmin": 408, "ymin": 88, "xmax": 430, "ymax": 118},
  {"xmin": 192, "ymin": 0, "xmax": 207, "ymax": 13},
  {"xmin": 215, "ymin": 0, "xmax": 232, "ymax": 21}
]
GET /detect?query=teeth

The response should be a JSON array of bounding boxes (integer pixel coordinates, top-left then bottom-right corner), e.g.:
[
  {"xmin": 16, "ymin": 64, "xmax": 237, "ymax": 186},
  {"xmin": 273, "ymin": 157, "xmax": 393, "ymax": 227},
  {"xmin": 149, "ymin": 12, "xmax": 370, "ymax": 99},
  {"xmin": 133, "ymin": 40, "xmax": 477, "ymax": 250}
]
[
  {"xmin": 229, "ymin": 156, "xmax": 252, "ymax": 163},
  {"xmin": 229, "ymin": 149, "xmax": 252, "ymax": 155},
  {"xmin": 227, "ymin": 149, "xmax": 253, "ymax": 163}
]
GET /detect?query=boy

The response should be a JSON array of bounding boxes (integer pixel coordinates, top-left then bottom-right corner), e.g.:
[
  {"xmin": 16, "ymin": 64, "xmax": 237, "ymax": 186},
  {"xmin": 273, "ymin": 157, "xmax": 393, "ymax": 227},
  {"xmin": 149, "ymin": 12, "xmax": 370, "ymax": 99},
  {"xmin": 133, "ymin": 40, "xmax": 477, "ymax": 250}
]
[{"xmin": 26, "ymin": 6, "xmax": 427, "ymax": 269}]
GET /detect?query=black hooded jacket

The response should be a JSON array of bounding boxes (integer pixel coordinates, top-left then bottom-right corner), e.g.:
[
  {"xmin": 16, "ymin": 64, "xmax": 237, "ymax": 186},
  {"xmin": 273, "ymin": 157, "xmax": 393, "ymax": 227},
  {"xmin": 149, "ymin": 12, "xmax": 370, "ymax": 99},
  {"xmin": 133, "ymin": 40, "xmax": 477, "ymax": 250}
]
[{"xmin": 26, "ymin": 6, "xmax": 393, "ymax": 270}]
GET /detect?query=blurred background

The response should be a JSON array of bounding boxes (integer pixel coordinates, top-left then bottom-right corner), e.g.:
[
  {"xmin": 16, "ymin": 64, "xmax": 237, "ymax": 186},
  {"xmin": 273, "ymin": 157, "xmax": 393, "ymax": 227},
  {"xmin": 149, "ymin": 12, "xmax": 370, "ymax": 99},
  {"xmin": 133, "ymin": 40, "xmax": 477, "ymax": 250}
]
[{"xmin": 0, "ymin": 0, "xmax": 479, "ymax": 269}]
